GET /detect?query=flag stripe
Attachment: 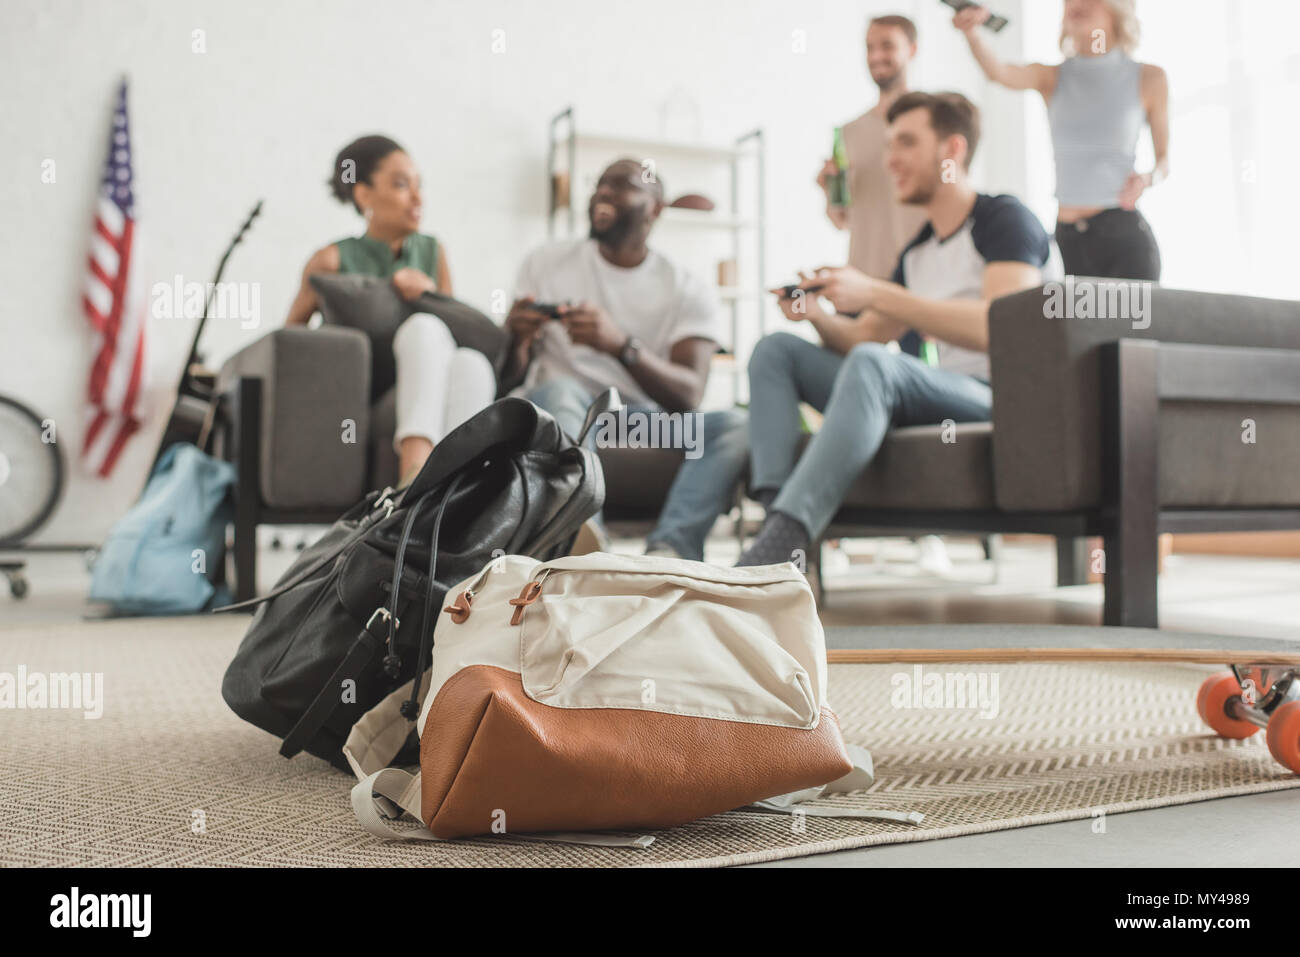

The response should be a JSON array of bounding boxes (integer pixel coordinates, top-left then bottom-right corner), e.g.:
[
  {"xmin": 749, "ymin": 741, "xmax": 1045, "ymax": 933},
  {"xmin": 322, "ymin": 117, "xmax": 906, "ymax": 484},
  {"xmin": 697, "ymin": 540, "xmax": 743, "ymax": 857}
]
[
  {"xmin": 90, "ymin": 231, "xmax": 120, "ymax": 275},
  {"xmin": 82, "ymin": 408, "xmax": 109, "ymax": 455},
  {"xmin": 99, "ymin": 219, "xmax": 135, "ymax": 410},
  {"xmin": 97, "ymin": 416, "xmax": 140, "ymax": 478},
  {"xmin": 82, "ymin": 80, "xmax": 147, "ymax": 478},
  {"xmin": 96, "ymin": 194, "xmax": 125, "ymax": 237},
  {"xmin": 83, "ymin": 275, "xmax": 113, "ymax": 323},
  {"xmin": 88, "ymin": 259, "xmax": 113, "ymax": 293}
]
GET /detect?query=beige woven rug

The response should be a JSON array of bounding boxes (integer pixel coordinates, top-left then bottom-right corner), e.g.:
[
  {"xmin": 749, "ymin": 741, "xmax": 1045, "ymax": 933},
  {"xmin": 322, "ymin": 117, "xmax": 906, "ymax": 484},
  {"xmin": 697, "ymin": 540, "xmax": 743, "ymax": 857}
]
[{"xmin": 2, "ymin": 617, "xmax": 1297, "ymax": 867}]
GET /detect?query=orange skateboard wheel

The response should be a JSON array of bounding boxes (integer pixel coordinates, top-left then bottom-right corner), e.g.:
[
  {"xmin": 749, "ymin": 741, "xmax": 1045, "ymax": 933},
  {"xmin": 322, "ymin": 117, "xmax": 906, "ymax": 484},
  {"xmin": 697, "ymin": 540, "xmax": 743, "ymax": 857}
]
[
  {"xmin": 1265, "ymin": 701, "xmax": 1300, "ymax": 774},
  {"xmin": 1196, "ymin": 672, "xmax": 1259, "ymax": 740}
]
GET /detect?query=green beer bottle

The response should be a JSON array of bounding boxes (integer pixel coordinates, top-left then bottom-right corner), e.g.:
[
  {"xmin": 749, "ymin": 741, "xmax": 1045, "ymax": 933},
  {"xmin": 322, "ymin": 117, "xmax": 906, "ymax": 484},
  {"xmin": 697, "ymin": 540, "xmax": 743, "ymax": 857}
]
[{"xmin": 829, "ymin": 127, "xmax": 850, "ymax": 208}]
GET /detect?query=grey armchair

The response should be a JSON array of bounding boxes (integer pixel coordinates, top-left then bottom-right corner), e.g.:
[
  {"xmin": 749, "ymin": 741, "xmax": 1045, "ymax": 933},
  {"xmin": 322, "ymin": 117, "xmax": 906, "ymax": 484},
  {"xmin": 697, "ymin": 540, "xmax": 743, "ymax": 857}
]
[{"xmin": 216, "ymin": 325, "xmax": 696, "ymax": 600}]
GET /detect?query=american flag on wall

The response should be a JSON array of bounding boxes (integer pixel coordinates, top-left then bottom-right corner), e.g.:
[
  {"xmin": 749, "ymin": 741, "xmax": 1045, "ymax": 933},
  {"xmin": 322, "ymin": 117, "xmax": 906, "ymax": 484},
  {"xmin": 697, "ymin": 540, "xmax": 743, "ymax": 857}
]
[{"xmin": 82, "ymin": 78, "xmax": 148, "ymax": 477}]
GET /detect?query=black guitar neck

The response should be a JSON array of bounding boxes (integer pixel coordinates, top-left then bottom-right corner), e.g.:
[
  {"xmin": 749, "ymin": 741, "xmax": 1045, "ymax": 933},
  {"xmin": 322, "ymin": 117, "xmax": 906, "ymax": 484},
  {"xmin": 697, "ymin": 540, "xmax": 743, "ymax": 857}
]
[{"xmin": 183, "ymin": 199, "xmax": 264, "ymax": 379}]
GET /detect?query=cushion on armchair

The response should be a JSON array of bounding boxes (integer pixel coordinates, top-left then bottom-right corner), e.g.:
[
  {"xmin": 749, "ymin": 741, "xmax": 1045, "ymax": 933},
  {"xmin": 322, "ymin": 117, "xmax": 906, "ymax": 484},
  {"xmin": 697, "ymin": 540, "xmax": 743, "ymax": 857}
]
[{"xmin": 310, "ymin": 274, "xmax": 507, "ymax": 399}]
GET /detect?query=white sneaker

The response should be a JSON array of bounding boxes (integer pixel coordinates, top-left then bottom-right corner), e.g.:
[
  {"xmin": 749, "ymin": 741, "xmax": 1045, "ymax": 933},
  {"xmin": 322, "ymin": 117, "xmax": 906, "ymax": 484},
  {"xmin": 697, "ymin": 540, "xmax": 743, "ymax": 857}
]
[
  {"xmin": 822, "ymin": 542, "xmax": 851, "ymax": 576},
  {"xmin": 916, "ymin": 535, "xmax": 953, "ymax": 576}
]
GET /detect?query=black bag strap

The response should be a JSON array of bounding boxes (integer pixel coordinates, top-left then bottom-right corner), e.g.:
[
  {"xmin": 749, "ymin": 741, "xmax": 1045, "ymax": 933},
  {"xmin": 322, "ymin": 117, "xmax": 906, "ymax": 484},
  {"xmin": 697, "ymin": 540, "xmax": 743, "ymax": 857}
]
[
  {"xmin": 277, "ymin": 488, "xmax": 435, "ymax": 760},
  {"xmin": 278, "ymin": 604, "xmax": 399, "ymax": 760},
  {"xmin": 400, "ymin": 469, "xmax": 467, "ymax": 720},
  {"xmin": 379, "ymin": 487, "xmax": 436, "ymax": 676},
  {"xmin": 213, "ymin": 487, "xmax": 407, "ymax": 614},
  {"xmin": 278, "ymin": 468, "xmax": 466, "ymax": 759}
]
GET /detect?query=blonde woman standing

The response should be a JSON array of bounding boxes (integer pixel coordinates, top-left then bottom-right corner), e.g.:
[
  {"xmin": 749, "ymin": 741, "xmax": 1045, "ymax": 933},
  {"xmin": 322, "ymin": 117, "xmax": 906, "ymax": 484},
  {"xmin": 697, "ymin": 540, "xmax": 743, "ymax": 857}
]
[{"xmin": 954, "ymin": 0, "xmax": 1169, "ymax": 280}]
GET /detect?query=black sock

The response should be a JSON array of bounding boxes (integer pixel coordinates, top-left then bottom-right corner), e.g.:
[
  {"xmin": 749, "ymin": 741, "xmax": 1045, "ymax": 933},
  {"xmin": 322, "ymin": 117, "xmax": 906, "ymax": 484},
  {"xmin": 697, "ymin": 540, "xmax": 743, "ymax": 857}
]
[
  {"xmin": 751, "ymin": 487, "xmax": 778, "ymax": 510},
  {"xmin": 736, "ymin": 510, "xmax": 811, "ymax": 567}
]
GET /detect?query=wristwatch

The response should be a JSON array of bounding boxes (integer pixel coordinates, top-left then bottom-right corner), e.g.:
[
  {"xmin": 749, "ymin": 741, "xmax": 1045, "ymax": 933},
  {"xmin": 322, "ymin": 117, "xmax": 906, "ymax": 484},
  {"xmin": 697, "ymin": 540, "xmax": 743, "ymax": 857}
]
[{"xmin": 618, "ymin": 336, "xmax": 642, "ymax": 368}]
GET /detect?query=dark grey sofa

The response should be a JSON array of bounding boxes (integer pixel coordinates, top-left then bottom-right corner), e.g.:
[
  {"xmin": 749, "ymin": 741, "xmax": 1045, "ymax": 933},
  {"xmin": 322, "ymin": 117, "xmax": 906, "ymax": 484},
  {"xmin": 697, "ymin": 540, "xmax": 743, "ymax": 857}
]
[
  {"xmin": 819, "ymin": 281, "xmax": 1300, "ymax": 626},
  {"xmin": 219, "ymin": 280, "xmax": 1300, "ymax": 625}
]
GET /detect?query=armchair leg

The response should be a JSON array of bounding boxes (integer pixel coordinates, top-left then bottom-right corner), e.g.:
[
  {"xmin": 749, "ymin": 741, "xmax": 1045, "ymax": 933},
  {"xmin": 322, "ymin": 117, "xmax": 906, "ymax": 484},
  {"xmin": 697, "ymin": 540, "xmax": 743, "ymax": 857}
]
[
  {"xmin": 233, "ymin": 509, "xmax": 257, "ymax": 604},
  {"xmin": 1101, "ymin": 340, "xmax": 1160, "ymax": 628},
  {"xmin": 1102, "ymin": 526, "xmax": 1158, "ymax": 628},
  {"xmin": 1055, "ymin": 536, "xmax": 1089, "ymax": 587},
  {"xmin": 233, "ymin": 376, "xmax": 262, "ymax": 604}
]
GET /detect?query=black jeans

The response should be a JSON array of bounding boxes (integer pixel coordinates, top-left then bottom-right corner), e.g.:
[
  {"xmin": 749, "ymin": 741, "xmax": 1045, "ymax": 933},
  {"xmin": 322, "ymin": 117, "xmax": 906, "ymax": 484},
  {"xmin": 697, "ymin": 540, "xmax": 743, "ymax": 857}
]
[{"xmin": 1055, "ymin": 208, "xmax": 1162, "ymax": 281}]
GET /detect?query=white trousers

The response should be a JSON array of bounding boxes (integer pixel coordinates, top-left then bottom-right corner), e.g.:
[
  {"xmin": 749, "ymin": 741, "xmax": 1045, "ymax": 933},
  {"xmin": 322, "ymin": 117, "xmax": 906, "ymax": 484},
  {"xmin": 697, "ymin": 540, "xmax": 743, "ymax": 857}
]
[{"xmin": 391, "ymin": 313, "xmax": 496, "ymax": 450}]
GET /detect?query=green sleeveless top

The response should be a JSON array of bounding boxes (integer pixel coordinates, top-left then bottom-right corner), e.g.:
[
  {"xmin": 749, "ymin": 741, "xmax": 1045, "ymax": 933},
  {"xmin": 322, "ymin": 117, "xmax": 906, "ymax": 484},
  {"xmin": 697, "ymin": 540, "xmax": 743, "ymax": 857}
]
[
  {"xmin": 335, "ymin": 233, "xmax": 440, "ymax": 278},
  {"xmin": 333, "ymin": 233, "xmax": 440, "ymax": 401}
]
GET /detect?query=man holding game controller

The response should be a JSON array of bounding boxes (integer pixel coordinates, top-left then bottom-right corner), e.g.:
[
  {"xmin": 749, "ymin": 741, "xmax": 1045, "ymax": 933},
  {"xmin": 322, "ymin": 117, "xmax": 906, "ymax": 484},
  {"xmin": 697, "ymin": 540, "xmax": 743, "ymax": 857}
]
[
  {"xmin": 500, "ymin": 158, "xmax": 749, "ymax": 561},
  {"xmin": 737, "ymin": 92, "xmax": 1051, "ymax": 566}
]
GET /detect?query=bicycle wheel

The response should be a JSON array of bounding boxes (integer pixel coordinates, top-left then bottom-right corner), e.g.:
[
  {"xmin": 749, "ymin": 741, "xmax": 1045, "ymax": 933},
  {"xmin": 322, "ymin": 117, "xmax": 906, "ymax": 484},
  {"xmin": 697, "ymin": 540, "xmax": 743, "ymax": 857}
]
[{"xmin": 0, "ymin": 395, "xmax": 64, "ymax": 545}]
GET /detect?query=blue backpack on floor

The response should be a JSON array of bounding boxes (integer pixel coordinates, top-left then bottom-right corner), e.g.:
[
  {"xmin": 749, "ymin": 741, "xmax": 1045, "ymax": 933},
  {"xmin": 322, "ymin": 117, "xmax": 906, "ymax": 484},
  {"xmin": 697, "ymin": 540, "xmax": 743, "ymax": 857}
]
[{"xmin": 89, "ymin": 443, "xmax": 236, "ymax": 615}]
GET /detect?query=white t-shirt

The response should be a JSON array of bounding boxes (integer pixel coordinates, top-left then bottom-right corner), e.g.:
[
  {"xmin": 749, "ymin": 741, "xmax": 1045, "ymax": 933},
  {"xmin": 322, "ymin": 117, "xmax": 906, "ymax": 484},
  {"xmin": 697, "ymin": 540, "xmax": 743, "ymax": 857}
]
[{"xmin": 511, "ymin": 238, "xmax": 720, "ymax": 405}]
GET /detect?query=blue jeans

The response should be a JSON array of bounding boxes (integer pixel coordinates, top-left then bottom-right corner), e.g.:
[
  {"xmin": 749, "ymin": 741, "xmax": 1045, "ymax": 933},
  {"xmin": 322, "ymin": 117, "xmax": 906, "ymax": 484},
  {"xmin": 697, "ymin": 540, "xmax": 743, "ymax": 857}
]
[
  {"xmin": 522, "ymin": 376, "xmax": 749, "ymax": 561},
  {"xmin": 747, "ymin": 333, "xmax": 993, "ymax": 539}
]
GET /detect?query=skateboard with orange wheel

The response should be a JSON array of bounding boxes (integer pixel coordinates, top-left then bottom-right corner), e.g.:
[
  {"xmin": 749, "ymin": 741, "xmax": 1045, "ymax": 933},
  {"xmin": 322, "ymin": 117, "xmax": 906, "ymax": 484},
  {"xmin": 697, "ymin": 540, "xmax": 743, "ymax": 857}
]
[
  {"xmin": 1196, "ymin": 666, "xmax": 1300, "ymax": 773},
  {"xmin": 826, "ymin": 646, "xmax": 1300, "ymax": 774}
]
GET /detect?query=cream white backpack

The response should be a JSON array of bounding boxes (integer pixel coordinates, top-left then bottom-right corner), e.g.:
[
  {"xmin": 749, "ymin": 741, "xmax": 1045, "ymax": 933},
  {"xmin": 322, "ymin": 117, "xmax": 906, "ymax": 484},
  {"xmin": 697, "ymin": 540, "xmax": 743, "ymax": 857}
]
[{"xmin": 345, "ymin": 553, "xmax": 922, "ymax": 846}]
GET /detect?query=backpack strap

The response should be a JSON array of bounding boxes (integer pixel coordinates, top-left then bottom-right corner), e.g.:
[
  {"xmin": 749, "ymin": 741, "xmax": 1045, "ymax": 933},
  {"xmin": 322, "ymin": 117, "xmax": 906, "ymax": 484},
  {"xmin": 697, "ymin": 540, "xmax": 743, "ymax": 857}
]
[
  {"xmin": 278, "ymin": 606, "xmax": 394, "ymax": 759},
  {"xmin": 342, "ymin": 671, "xmax": 428, "ymax": 778},
  {"xmin": 746, "ymin": 744, "xmax": 925, "ymax": 824},
  {"xmin": 351, "ymin": 768, "xmax": 429, "ymax": 839},
  {"xmin": 214, "ymin": 486, "xmax": 403, "ymax": 613},
  {"xmin": 279, "ymin": 475, "xmax": 442, "ymax": 759},
  {"xmin": 349, "ymin": 770, "xmax": 655, "ymax": 848}
]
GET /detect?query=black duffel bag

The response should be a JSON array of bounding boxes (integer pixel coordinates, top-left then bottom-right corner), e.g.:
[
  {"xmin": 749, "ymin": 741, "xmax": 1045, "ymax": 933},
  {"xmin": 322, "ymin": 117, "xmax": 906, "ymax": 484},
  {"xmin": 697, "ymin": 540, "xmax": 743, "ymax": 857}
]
[{"xmin": 218, "ymin": 394, "xmax": 610, "ymax": 770}]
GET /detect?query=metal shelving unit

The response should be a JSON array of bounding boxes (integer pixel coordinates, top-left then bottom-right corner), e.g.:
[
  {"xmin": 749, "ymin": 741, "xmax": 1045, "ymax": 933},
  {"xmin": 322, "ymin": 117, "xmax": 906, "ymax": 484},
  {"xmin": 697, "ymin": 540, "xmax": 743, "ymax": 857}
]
[{"xmin": 546, "ymin": 106, "xmax": 766, "ymax": 404}]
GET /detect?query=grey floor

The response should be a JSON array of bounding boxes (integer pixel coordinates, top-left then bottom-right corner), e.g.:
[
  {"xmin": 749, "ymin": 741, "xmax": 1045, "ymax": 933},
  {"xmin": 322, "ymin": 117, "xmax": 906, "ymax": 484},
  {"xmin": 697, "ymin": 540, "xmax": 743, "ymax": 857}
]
[
  {"xmin": 4, "ymin": 535, "xmax": 1299, "ymax": 867},
  {"xmin": 748, "ymin": 790, "xmax": 1300, "ymax": 867}
]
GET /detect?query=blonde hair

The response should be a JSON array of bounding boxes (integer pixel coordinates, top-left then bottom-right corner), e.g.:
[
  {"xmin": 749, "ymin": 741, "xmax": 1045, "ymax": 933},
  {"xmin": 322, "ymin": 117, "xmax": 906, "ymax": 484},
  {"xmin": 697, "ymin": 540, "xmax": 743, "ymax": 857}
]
[{"xmin": 1060, "ymin": 0, "xmax": 1140, "ymax": 56}]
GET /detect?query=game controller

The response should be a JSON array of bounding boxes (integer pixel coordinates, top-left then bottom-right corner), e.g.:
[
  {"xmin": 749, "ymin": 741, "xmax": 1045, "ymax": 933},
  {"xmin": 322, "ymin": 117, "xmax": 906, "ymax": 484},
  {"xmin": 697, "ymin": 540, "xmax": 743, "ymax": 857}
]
[
  {"xmin": 776, "ymin": 283, "xmax": 825, "ymax": 299},
  {"xmin": 941, "ymin": 0, "xmax": 1009, "ymax": 32}
]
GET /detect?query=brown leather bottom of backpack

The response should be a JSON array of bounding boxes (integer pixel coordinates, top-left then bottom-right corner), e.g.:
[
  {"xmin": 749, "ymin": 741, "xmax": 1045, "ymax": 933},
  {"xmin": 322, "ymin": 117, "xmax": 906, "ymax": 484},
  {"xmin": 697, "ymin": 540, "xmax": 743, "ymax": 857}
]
[{"xmin": 420, "ymin": 664, "xmax": 853, "ymax": 839}]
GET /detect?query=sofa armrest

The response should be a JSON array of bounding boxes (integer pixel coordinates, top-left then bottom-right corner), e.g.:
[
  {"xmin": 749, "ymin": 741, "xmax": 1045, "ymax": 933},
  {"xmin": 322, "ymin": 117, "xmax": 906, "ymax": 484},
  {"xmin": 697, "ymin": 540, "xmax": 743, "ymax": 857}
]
[
  {"xmin": 989, "ymin": 281, "xmax": 1300, "ymax": 512},
  {"xmin": 217, "ymin": 326, "xmax": 372, "ymax": 509}
]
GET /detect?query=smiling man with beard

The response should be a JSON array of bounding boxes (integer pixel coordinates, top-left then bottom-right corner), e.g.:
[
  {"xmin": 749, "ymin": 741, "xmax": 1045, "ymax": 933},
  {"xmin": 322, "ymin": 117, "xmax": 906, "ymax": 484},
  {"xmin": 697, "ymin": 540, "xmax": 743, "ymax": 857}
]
[{"xmin": 503, "ymin": 158, "xmax": 748, "ymax": 561}]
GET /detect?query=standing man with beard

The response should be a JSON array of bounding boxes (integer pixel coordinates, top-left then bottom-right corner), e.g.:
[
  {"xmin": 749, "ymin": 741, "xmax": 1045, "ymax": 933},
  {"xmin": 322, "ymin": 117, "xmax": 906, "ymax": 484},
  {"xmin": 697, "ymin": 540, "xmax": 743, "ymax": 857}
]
[
  {"xmin": 819, "ymin": 15, "xmax": 929, "ymax": 286},
  {"xmin": 503, "ymin": 158, "xmax": 749, "ymax": 561}
]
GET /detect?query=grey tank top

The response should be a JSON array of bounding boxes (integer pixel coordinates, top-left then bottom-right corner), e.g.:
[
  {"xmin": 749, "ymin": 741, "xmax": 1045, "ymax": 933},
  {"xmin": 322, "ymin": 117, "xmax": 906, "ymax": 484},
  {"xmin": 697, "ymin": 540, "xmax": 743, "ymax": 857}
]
[{"xmin": 1048, "ymin": 50, "xmax": 1144, "ymax": 208}]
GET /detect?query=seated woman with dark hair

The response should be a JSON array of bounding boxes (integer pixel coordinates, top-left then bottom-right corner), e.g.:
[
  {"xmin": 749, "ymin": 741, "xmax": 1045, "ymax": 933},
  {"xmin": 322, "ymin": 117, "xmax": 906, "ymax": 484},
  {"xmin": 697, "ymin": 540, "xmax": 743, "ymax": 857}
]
[{"xmin": 285, "ymin": 135, "xmax": 496, "ymax": 482}]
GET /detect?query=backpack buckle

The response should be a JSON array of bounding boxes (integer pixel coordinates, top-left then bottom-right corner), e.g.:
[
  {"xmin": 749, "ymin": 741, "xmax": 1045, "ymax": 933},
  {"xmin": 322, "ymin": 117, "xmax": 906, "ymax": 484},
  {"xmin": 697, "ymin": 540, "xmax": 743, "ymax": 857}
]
[
  {"xmin": 365, "ymin": 606, "xmax": 398, "ymax": 636},
  {"xmin": 443, "ymin": 590, "xmax": 473, "ymax": 624},
  {"xmin": 373, "ymin": 486, "xmax": 397, "ymax": 519},
  {"xmin": 509, "ymin": 581, "xmax": 543, "ymax": 626}
]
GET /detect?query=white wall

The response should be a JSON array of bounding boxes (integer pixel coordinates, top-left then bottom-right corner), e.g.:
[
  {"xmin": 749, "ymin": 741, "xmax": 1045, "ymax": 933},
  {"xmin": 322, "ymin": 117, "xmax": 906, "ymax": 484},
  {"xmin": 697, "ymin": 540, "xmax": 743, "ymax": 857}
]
[{"xmin": 1, "ymin": 0, "xmax": 1018, "ymax": 544}]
